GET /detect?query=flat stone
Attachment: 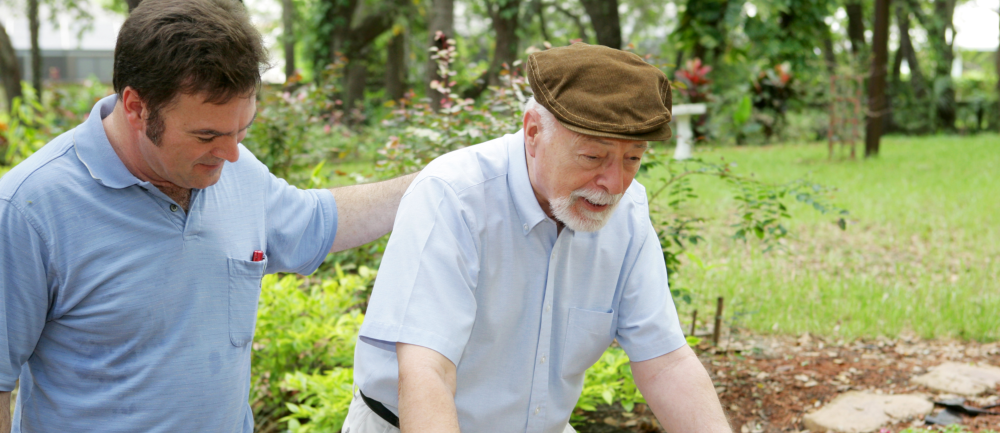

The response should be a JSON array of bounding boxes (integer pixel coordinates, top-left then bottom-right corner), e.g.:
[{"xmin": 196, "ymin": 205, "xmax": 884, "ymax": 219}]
[
  {"xmin": 911, "ymin": 362, "xmax": 1000, "ymax": 395},
  {"xmin": 802, "ymin": 391, "xmax": 933, "ymax": 433}
]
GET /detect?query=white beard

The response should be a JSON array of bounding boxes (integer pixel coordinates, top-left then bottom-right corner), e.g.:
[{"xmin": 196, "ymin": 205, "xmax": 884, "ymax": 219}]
[{"xmin": 550, "ymin": 188, "xmax": 623, "ymax": 232}]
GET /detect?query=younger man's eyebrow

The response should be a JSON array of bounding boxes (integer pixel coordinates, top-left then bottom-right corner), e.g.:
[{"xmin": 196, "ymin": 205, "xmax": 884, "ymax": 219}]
[{"xmin": 189, "ymin": 112, "xmax": 258, "ymax": 136}]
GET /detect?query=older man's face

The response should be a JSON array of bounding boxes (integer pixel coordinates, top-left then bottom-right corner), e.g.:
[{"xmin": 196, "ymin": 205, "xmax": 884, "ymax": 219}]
[{"xmin": 525, "ymin": 116, "xmax": 648, "ymax": 232}]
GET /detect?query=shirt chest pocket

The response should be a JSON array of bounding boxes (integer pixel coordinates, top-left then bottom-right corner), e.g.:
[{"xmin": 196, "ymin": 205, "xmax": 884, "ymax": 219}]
[
  {"xmin": 228, "ymin": 257, "xmax": 267, "ymax": 347},
  {"xmin": 561, "ymin": 307, "xmax": 615, "ymax": 379}
]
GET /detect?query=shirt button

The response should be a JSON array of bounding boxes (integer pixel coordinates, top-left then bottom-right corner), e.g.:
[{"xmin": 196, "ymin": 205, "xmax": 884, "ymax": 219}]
[
  {"xmin": 545, "ymin": 304, "xmax": 551, "ymax": 312},
  {"xmin": 523, "ymin": 224, "xmax": 528, "ymax": 231},
  {"xmin": 170, "ymin": 204, "xmax": 179, "ymax": 212},
  {"xmin": 534, "ymin": 406, "xmax": 540, "ymax": 415},
  {"xmin": 540, "ymin": 356, "xmax": 546, "ymax": 364}
]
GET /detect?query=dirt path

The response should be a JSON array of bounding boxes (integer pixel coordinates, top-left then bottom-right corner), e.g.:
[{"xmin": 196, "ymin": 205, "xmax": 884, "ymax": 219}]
[{"xmin": 574, "ymin": 333, "xmax": 1000, "ymax": 433}]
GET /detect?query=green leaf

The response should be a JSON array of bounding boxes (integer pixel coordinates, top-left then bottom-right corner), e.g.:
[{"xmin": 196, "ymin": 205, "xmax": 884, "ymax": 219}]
[
  {"xmin": 733, "ymin": 95, "xmax": 752, "ymax": 126},
  {"xmin": 602, "ymin": 389, "xmax": 615, "ymax": 405},
  {"xmin": 686, "ymin": 335, "xmax": 702, "ymax": 346}
]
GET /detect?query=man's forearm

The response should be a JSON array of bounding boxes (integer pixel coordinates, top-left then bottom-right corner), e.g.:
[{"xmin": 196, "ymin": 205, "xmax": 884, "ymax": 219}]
[
  {"xmin": 1, "ymin": 391, "xmax": 11, "ymax": 433},
  {"xmin": 396, "ymin": 343, "xmax": 460, "ymax": 433},
  {"xmin": 329, "ymin": 172, "xmax": 418, "ymax": 252},
  {"xmin": 632, "ymin": 345, "xmax": 731, "ymax": 433}
]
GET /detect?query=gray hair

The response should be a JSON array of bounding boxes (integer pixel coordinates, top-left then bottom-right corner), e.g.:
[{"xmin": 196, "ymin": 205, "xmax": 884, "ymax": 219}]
[{"xmin": 523, "ymin": 97, "xmax": 560, "ymax": 140}]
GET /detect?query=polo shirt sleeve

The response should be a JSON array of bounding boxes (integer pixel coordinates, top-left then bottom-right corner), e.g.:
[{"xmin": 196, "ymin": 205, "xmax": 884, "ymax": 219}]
[
  {"xmin": 357, "ymin": 176, "xmax": 479, "ymax": 366},
  {"xmin": 0, "ymin": 200, "xmax": 49, "ymax": 391},
  {"xmin": 262, "ymin": 174, "xmax": 338, "ymax": 275},
  {"xmin": 615, "ymin": 220, "xmax": 687, "ymax": 362}
]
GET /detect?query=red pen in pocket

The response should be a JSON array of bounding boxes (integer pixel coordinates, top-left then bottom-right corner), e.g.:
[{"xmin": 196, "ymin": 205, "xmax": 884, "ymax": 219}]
[{"xmin": 251, "ymin": 250, "xmax": 264, "ymax": 262}]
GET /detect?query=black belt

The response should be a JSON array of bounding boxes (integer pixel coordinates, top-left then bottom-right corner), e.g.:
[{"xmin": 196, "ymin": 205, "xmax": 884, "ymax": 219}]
[{"xmin": 360, "ymin": 389, "xmax": 400, "ymax": 428}]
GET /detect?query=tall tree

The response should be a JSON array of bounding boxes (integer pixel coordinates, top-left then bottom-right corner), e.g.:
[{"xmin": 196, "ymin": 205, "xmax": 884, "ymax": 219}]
[
  {"xmin": 464, "ymin": 0, "xmax": 521, "ymax": 99},
  {"xmin": 282, "ymin": 0, "xmax": 295, "ymax": 81},
  {"xmin": 486, "ymin": 0, "xmax": 521, "ymax": 86},
  {"xmin": 385, "ymin": 26, "xmax": 406, "ymax": 101},
  {"xmin": 580, "ymin": 0, "xmax": 621, "ymax": 48},
  {"xmin": 426, "ymin": 0, "xmax": 454, "ymax": 110},
  {"xmin": 845, "ymin": 1, "xmax": 866, "ymax": 56},
  {"xmin": 865, "ymin": 0, "xmax": 890, "ymax": 157},
  {"xmin": 28, "ymin": 0, "xmax": 41, "ymax": 97},
  {"xmin": 0, "ymin": 20, "xmax": 23, "ymax": 112},
  {"xmin": 892, "ymin": 3, "xmax": 926, "ymax": 98},
  {"xmin": 319, "ymin": 0, "xmax": 410, "ymax": 110}
]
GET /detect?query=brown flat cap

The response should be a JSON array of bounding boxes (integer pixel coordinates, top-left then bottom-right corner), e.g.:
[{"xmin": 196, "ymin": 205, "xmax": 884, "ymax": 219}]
[{"xmin": 527, "ymin": 43, "xmax": 672, "ymax": 141}]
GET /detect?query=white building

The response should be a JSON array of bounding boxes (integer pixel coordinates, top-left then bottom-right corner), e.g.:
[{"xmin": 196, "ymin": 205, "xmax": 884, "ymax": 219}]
[{"xmin": 1, "ymin": 2, "xmax": 124, "ymax": 83}]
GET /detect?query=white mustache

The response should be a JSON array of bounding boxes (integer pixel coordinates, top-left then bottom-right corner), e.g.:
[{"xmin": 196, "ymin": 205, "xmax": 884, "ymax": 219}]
[{"xmin": 571, "ymin": 189, "xmax": 622, "ymax": 207}]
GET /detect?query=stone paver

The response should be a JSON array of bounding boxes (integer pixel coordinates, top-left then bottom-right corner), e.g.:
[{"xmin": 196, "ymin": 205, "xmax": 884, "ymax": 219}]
[
  {"xmin": 911, "ymin": 362, "xmax": 1000, "ymax": 395},
  {"xmin": 802, "ymin": 391, "xmax": 933, "ymax": 433}
]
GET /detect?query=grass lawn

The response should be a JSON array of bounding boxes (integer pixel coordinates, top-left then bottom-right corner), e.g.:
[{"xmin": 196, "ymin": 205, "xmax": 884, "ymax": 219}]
[{"xmin": 642, "ymin": 135, "xmax": 1000, "ymax": 342}]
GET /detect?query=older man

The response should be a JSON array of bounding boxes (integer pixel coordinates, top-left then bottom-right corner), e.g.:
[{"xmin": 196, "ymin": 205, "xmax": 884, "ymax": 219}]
[
  {"xmin": 0, "ymin": 0, "xmax": 414, "ymax": 431},
  {"xmin": 346, "ymin": 44, "xmax": 730, "ymax": 433}
]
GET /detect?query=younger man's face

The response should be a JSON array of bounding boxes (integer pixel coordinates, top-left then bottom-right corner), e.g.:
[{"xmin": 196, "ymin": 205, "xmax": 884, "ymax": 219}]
[{"xmin": 138, "ymin": 92, "xmax": 256, "ymax": 190}]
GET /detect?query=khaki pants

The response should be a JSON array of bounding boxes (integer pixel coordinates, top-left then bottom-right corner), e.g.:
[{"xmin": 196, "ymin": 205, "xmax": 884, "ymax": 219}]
[{"xmin": 342, "ymin": 391, "xmax": 577, "ymax": 433}]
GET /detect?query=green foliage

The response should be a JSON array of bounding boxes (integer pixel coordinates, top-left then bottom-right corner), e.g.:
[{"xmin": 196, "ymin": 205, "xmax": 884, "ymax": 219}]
[
  {"xmin": 280, "ymin": 368, "xmax": 355, "ymax": 433},
  {"xmin": 244, "ymin": 64, "xmax": 352, "ymax": 182},
  {"xmin": 1, "ymin": 87, "xmax": 54, "ymax": 165},
  {"xmin": 575, "ymin": 348, "xmax": 644, "ymax": 414},
  {"xmin": 638, "ymin": 149, "xmax": 845, "ymax": 305},
  {"xmin": 251, "ymin": 267, "xmax": 374, "ymax": 432},
  {"xmin": 375, "ymin": 36, "xmax": 526, "ymax": 177}
]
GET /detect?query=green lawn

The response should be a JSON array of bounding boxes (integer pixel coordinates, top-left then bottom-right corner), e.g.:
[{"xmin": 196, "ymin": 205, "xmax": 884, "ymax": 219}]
[{"xmin": 644, "ymin": 135, "xmax": 1000, "ymax": 342}]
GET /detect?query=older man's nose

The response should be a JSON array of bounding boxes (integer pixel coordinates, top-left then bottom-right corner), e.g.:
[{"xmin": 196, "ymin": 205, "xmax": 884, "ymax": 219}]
[{"xmin": 596, "ymin": 160, "xmax": 628, "ymax": 196}]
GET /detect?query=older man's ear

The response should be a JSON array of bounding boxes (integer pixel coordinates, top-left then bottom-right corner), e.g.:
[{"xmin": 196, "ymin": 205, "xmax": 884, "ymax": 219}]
[{"xmin": 523, "ymin": 110, "xmax": 543, "ymax": 158}]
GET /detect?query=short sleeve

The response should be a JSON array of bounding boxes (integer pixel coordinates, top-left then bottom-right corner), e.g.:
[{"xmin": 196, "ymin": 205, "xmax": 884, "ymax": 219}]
[
  {"xmin": 263, "ymin": 174, "xmax": 338, "ymax": 275},
  {"xmin": 0, "ymin": 200, "xmax": 50, "ymax": 390},
  {"xmin": 358, "ymin": 176, "xmax": 479, "ymax": 366},
  {"xmin": 615, "ymin": 221, "xmax": 687, "ymax": 362}
]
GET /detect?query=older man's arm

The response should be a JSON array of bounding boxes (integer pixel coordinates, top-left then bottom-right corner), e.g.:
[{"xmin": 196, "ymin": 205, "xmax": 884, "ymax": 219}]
[
  {"xmin": 632, "ymin": 345, "xmax": 731, "ymax": 433},
  {"xmin": 396, "ymin": 343, "xmax": 461, "ymax": 433},
  {"xmin": 328, "ymin": 172, "xmax": 418, "ymax": 252},
  {"xmin": 1, "ymin": 391, "xmax": 10, "ymax": 433}
]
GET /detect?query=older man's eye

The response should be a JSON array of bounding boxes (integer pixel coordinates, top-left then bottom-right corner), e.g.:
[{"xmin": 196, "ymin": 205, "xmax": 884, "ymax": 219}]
[{"xmin": 197, "ymin": 137, "xmax": 215, "ymax": 143}]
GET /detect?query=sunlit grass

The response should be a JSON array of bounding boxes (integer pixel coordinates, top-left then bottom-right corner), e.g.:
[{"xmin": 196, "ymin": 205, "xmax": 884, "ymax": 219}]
[{"xmin": 644, "ymin": 135, "xmax": 1000, "ymax": 342}]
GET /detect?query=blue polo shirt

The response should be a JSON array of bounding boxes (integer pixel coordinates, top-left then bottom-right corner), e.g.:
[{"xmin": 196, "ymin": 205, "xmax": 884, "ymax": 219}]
[
  {"xmin": 0, "ymin": 95, "xmax": 338, "ymax": 432},
  {"xmin": 355, "ymin": 131, "xmax": 686, "ymax": 433}
]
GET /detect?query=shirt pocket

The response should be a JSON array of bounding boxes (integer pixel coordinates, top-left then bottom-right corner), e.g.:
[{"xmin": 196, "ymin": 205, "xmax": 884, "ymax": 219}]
[
  {"xmin": 561, "ymin": 307, "xmax": 615, "ymax": 379},
  {"xmin": 228, "ymin": 257, "xmax": 267, "ymax": 347}
]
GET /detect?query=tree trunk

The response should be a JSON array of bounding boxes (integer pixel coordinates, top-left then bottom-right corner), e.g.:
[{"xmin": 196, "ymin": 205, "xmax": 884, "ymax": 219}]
[
  {"xmin": 531, "ymin": 0, "xmax": 550, "ymax": 43},
  {"xmin": 0, "ymin": 20, "xmax": 23, "ymax": 111},
  {"xmin": 821, "ymin": 24, "xmax": 837, "ymax": 75},
  {"xmin": 345, "ymin": 59, "xmax": 367, "ymax": 114},
  {"xmin": 865, "ymin": 0, "xmax": 890, "ymax": 158},
  {"xmin": 846, "ymin": 2, "xmax": 866, "ymax": 56},
  {"xmin": 28, "ymin": 0, "xmax": 42, "ymax": 97},
  {"xmin": 896, "ymin": 5, "xmax": 926, "ymax": 98},
  {"xmin": 580, "ymin": 0, "xmax": 621, "ymax": 49},
  {"xmin": 487, "ymin": 0, "xmax": 521, "ymax": 87},
  {"xmin": 426, "ymin": 0, "xmax": 454, "ymax": 110},
  {"xmin": 386, "ymin": 29, "xmax": 406, "ymax": 101},
  {"xmin": 929, "ymin": 0, "xmax": 956, "ymax": 131},
  {"xmin": 282, "ymin": 0, "xmax": 295, "ymax": 82}
]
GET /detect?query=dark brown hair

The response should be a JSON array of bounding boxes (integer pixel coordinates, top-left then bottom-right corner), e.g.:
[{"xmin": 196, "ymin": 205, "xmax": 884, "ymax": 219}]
[{"xmin": 113, "ymin": 0, "xmax": 268, "ymax": 144}]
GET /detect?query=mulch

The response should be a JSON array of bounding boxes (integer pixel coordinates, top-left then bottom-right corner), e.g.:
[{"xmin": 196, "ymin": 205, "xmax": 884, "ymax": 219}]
[{"xmin": 574, "ymin": 333, "xmax": 1000, "ymax": 433}]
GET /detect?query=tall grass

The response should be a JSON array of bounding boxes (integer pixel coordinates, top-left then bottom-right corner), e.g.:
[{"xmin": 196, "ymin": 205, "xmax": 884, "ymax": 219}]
[{"xmin": 647, "ymin": 135, "xmax": 1000, "ymax": 342}]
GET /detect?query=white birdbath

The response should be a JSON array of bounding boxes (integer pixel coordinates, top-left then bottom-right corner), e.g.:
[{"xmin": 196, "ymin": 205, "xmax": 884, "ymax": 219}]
[{"xmin": 671, "ymin": 103, "xmax": 707, "ymax": 160}]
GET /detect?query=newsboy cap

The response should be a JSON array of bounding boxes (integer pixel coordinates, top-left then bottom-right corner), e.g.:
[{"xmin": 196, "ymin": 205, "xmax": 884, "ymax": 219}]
[{"xmin": 526, "ymin": 43, "xmax": 673, "ymax": 141}]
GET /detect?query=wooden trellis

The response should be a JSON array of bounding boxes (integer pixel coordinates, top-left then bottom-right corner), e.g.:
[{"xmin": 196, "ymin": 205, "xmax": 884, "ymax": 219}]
[{"xmin": 828, "ymin": 74, "xmax": 864, "ymax": 160}]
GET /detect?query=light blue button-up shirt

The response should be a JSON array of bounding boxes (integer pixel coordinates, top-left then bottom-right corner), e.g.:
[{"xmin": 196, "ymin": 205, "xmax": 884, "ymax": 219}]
[
  {"xmin": 355, "ymin": 131, "xmax": 685, "ymax": 433},
  {"xmin": 0, "ymin": 95, "xmax": 338, "ymax": 432}
]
